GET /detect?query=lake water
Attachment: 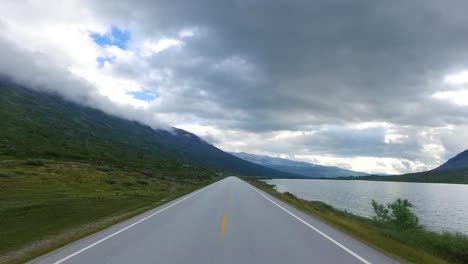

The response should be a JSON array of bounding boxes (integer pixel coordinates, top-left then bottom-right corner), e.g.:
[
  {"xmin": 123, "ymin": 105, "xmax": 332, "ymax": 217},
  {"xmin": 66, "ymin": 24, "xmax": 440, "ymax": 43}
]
[{"xmin": 266, "ymin": 179, "xmax": 468, "ymax": 234}]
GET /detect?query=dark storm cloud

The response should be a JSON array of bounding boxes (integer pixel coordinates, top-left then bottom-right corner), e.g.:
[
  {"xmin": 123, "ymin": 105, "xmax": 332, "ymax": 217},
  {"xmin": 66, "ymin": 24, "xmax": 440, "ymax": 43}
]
[
  {"xmin": 91, "ymin": 0, "xmax": 468, "ymax": 131},
  {"xmin": 2, "ymin": 0, "xmax": 468, "ymax": 172}
]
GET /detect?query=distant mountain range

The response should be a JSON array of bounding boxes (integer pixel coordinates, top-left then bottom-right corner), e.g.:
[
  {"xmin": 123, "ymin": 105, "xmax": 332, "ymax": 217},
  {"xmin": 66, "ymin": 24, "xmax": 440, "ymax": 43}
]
[
  {"xmin": 344, "ymin": 150, "xmax": 468, "ymax": 184},
  {"xmin": 0, "ymin": 81, "xmax": 300, "ymax": 178},
  {"xmin": 230, "ymin": 152, "xmax": 369, "ymax": 178}
]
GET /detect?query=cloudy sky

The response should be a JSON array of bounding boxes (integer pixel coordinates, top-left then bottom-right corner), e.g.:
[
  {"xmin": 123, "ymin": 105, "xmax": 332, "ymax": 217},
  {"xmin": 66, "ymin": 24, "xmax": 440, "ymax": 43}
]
[{"xmin": 1, "ymin": 0, "xmax": 468, "ymax": 174}]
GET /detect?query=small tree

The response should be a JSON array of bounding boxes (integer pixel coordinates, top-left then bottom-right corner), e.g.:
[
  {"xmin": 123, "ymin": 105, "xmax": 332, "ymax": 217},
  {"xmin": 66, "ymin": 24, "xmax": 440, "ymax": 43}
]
[
  {"xmin": 388, "ymin": 199, "xmax": 419, "ymax": 229},
  {"xmin": 372, "ymin": 198, "xmax": 419, "ymax": 229},
  {"xmin": 372, "ymin": 200, "xmax": 390, "ymax": 222}
]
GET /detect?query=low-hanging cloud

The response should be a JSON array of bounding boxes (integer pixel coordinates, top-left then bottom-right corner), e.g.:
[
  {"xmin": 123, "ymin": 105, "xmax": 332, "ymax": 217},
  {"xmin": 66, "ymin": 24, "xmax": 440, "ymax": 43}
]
[
  {"xmin": 0, "ymin": 36, "xmax": 168, "ymax": 130},
  {"xmin": 1, "ymin": 0, "xmax": 468, "ymax": 173}
]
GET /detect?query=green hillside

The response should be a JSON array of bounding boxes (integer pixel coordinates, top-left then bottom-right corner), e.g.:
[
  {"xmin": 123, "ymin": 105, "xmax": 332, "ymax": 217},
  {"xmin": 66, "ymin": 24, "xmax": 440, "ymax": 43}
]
[
  {"xmin": 0, "ymin": 80, "xmax": 295, "ymax": 263},
  {"xmin": 0, "ymin": 81, "xmax": 295, "ymax": 178}
]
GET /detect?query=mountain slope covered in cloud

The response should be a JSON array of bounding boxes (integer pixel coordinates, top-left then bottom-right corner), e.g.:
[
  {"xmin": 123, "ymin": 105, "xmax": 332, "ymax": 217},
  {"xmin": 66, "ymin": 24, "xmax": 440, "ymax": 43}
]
[
  {"xmin": 0, "ymin": 81, "xmax": 298, "ymax": 178},
  {"xmin": 1, "ymin": 1, "xmax": 468, "ymax": 174},
  {"xmin": 230, "ymin": 152, "xmax": 368, "ymax": 178}
]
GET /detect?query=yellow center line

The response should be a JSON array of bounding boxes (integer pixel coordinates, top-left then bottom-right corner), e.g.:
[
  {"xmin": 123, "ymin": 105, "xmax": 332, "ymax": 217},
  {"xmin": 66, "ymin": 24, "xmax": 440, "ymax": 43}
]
[
  {"xmin": 227, "ymin": 193, "xmax": 231, "ymax": 200},
  {"xmin": 220, "ymin": 212, "xmax": 227, "ymax": 241}
]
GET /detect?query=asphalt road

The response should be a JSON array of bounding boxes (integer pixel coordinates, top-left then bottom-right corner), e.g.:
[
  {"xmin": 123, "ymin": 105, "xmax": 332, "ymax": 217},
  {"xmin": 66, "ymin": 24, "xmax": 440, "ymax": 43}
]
[{"xmin": 30, "ymin": 177, "xmax": 399, "ymax": 264}]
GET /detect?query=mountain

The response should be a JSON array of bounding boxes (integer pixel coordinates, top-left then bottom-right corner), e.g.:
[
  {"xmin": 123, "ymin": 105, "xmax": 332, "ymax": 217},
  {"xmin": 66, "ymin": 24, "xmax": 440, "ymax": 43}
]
[
  {"xmin": 230, "ymin": 152, "xmax": 368, "ymax": 178},
  {"xmin": 343, "ymin": 150, "xmax": 468, "ymax": 184},
  {"xmin": 0, "ymin": 80, "xmax": 299, "ymax": 178},
  {"xmin": 434, "ymin": 150, "xmax": 468, "ymax": 171}
]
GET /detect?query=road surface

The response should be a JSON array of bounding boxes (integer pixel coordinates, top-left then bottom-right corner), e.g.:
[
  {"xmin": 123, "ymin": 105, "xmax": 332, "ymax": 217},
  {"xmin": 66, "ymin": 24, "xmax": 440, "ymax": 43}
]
[{"xmin": 30, "ymin": 177, "xmax": 398, "ymax": 264}]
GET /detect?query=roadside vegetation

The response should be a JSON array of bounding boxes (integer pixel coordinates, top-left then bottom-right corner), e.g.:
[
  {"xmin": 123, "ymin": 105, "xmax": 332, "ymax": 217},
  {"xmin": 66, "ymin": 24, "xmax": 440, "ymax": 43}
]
[
  {"xmin": 0, "ymin": 158, "xmax": 220, "ymax": 264},
  {"xmin": 0, "ymin": 81, "xmax": 228, "ymax": 264},
  {"xmin": 246, "ymin": 179, "xmax": 468, "ymax": 264}
]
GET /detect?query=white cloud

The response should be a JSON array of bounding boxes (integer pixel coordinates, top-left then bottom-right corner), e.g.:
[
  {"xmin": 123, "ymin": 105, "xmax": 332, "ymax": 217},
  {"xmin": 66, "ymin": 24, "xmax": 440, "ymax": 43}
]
[
  {"xmin": 444, "ymin": 70, "xmax": 468, "ymax": 85},
  {"xmin": 295, "ymin": 155, "xmax": 429, "ymax": 175},
  {"xmin": 432, "ymin": 90, "xmax": 468, "ymax": 106},
  {"xmin": 384, "ymin": 133, "xmax": 408, "ymax": 144},
  {"xmin": 179, "ymin": 29, "xmax": 194, "ymax": 38},
  {"xmin": 140, "ymin": 38, "xmax": 183, "ymax": 57},
  {"xmin": 1, "ymin": 0, "xmax": 468, "ymax": 175}
]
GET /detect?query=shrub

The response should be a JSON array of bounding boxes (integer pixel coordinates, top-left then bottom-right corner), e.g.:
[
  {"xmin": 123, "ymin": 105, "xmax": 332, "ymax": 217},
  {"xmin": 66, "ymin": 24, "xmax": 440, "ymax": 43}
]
[
  {"xmin": 371, "ymin": 200, "xmax": 390, "ymax": 222},
  {"xmin": 24, "ymin": 159, "xmax": 45, "ymax": 167},
  {"xmin": 97, "ymin": 166, "xmax": 112, "ymax": 172},
  {"xmin": 0, "ymin": 171, "xmax": 15, "ymax": 178},
  {"xmin": 388, "ymin": 199, "xmax": 419, "ymax": 229},
  {"xmin": 372, "ymin": 198, "xmax": 419, "ymax": 229},
  {"xmin": 311, "ymin": 201, "xmax": 334, "ymax": 211},
  {"xmin": 136, "ymin": 179, "xmax": 149, "ymax": 185},
  {"xmin": 104, "ymin": 176, "xmax": 117, "ymax": 185},
  {"xmin": 284, "ymin": 191, "xmax": 298, "ymax": 199},
  {"xmin": 142, "ymin": 169, "xmax": 154, "ymax": 177},
  {"xmin": 122, "ymin": 180, "xmax": 136, "ymax": 187},
  {"xmin": 43, "ymin": 151, "xmax": 60, "ymax": 158}
]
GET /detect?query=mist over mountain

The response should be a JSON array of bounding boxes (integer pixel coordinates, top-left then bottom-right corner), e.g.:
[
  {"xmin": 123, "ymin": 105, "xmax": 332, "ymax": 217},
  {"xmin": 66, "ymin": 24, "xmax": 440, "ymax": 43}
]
[
  {"xmin": 0, "ymin": 80, "xmax": 299, "ymax": 178},
  {"xmin": 230, "ymin": 152, "xmax": 368, "ymax": 178}
]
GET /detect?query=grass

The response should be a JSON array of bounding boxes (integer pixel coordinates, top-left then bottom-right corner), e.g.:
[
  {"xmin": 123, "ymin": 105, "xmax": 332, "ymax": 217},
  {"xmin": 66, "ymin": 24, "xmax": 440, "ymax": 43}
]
[
  {"xmin": 245, "ymin": 179, "xmax": 468, "ymax": 264},
  {"xmin": 0, "ymin": 158, "xmax": 220, "ymax": 264}
]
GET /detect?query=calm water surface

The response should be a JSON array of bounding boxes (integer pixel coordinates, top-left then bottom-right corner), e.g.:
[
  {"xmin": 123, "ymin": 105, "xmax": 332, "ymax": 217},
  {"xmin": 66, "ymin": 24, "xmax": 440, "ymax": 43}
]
[{"xmin": 266, "ymin": 179, "xmax": 468, "ymax": 234}]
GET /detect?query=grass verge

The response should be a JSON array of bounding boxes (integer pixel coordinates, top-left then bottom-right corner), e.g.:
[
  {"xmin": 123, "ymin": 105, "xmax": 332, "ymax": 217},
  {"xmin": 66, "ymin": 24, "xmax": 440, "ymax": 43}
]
[
  {"xmin": 0, "ymin": 159, "xmax": 219, "ymax": 264},
  {"xmin": 245, "ymin": 178, "xmax": 468, "ymax": 264}
]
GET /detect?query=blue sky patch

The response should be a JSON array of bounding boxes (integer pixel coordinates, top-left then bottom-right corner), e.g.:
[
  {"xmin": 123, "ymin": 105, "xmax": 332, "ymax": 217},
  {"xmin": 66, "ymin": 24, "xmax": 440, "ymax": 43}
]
[
  {"xmin": 91, "ymin": 26, "xmax": 130, "ymax": 49},
  {"xmin": 128, "ymin": 90, "xmax": 159, "ymax": 101},
  {"xmin": 96, "ymin": 56, "xmax": 115, "ymax": 68}
]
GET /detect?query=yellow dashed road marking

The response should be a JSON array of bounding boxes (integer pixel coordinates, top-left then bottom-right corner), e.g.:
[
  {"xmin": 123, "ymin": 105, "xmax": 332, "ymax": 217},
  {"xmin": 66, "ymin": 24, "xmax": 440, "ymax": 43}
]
[{"xmin": 220, "ymin": 212, "xmax": 227, "ymax": 241}]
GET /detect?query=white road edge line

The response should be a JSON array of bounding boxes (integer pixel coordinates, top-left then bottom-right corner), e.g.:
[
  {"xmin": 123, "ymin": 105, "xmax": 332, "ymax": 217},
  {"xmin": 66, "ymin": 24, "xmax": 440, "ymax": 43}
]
[
  {"xmin": 248, "ymin": 184, "xmax": 372, "ymax": 264},
  {"xmin": 51, "ymin": 184, "xmax": 213, "ymax": 264}
]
